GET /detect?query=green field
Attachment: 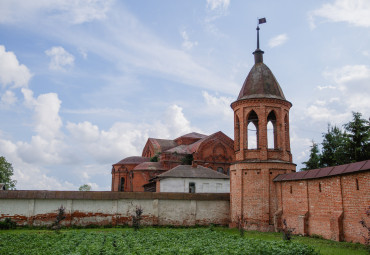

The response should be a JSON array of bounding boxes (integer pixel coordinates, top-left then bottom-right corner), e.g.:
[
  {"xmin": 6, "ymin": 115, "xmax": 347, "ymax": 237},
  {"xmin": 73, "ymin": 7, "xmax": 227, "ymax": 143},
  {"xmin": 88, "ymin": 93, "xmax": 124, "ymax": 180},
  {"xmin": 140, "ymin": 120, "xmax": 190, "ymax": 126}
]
[{"xmin": 0, "ymin": 227, "xmax": 367, "ymax": 255}]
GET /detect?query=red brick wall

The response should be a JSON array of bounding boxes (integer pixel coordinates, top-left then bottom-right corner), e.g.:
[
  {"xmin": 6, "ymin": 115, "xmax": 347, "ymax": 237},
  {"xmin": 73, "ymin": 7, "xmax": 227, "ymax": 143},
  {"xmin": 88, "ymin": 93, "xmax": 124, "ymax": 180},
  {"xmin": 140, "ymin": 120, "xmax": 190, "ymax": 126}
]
[{"xmin": 277, "ymin": 171, "xmax": 370, "ymax": 244}]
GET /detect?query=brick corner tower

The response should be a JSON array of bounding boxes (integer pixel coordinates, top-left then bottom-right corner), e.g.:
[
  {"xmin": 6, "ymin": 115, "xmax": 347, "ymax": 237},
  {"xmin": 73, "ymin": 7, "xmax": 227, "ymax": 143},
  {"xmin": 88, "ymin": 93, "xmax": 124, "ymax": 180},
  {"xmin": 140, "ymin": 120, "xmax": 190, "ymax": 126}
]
[{"xmin": 230, "ymin": 20, "xmax": 296, "ymax": 231}]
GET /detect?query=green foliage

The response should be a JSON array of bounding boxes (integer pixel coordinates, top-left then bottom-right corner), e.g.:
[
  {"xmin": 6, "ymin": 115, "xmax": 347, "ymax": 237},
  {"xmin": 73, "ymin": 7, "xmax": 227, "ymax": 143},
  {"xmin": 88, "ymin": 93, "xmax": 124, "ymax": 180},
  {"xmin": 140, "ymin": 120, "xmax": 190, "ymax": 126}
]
[
  {"xmin": 0, "ymin": 228, "xmax": 319, "ymax": 255},
  {"xmin": 302, "ymin": 112, "xmax": 370, "ymax": 170},
  {"xmin": 343, "ymin": 112, "xmax": 370, "ymax": 162},
  {"xmin": 0, "ymin": 156, "xmax": 16, "ymax": 190},
  {"xmin": 301, "ymin": 141, "xmax": 321, "ymax": 171},
  {"xmin": 320, "ymin": 125, "xmax": 349, "ymax": 167},
  {"xmin": 150, "ymin": 154, "xmax": 159, "ymax": 162},
  {"xmin": 181, "ymin": 154, "xmax": 193, "ymax": 165},
  {"xmin": 78, "ymin": 184, "xmax": 92, "ymax": 191},
  {"xmin": 0, "ymin": 218, "xmax": 16, "ymax": 230}
]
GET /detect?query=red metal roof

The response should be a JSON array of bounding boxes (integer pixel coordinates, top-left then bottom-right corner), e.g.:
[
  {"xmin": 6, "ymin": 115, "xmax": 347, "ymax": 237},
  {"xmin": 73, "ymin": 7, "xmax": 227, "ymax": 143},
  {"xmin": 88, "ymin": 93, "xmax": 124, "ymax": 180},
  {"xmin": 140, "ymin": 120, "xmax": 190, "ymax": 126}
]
[
  {"xmin": 113, "ymin": 156, "xmax": 150, "ymax": 166},
  {"xmin": 273, "ymin": 160, "xmax": 370, "ymax": 182},
  {"xmin": 133, "ymin": 162, "xmax": 165, "ymax": 171}
]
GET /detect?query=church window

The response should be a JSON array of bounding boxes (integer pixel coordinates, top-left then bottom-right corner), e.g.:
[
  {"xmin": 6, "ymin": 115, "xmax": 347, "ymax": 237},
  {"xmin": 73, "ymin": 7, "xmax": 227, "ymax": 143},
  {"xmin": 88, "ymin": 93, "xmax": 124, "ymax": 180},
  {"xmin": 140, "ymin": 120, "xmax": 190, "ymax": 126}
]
[
  {"xmin": 227, "ymin": 168, "xmax": 230, "ymax": 176},
  {"xmin": 290, "ymin": 185, "xmax": 292, "ymax": 194},
  {"xmin": 217, "ymin": 167, "xmax": 224, "ymax": 173},
  {"xmin": 247, "ymin": 110, "xmax": 259, "ymax": 149},
  {"xmin": 319, "ymin": 183, "xmax": 322, "ymax": 192},
  {"xmin": 356, "ymin": 178, "xmax": 359, "ymax": 190},
  {"xmin": 120, "ymin": 177, "xmax": 125, "ymax": 192},
  {"xmin": 267, "ymin": 111, "xmax": 277, "ymax": 149},
  {"xmin": 189, "ymin": 182, "xmax": 196, "ymax": 193}
]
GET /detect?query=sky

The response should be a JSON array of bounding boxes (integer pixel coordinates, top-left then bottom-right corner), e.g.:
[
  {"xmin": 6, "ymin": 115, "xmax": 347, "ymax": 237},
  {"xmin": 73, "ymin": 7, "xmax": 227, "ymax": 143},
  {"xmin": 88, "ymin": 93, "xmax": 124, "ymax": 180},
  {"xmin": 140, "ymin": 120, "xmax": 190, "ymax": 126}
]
[{"xmin": 0, "ymin": 0, "xmax": 369, "ymax": 191}]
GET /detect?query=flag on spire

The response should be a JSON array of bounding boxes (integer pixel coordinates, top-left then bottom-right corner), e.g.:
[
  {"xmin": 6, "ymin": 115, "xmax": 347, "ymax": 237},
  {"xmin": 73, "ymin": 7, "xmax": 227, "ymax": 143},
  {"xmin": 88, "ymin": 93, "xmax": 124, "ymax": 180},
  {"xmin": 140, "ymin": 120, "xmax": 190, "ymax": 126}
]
[{"xmin": 258, "ymin": 18, "xmax": 266, "ymax": 24}]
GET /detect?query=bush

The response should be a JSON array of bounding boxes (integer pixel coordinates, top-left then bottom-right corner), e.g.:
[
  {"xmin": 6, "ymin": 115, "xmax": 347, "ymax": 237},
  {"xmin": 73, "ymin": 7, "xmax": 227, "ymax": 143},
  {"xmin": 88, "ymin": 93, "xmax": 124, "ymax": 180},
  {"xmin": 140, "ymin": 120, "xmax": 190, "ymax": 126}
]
[{"xmin": 0, "ymin": 218, "xmax": 16, "ymax": 230}]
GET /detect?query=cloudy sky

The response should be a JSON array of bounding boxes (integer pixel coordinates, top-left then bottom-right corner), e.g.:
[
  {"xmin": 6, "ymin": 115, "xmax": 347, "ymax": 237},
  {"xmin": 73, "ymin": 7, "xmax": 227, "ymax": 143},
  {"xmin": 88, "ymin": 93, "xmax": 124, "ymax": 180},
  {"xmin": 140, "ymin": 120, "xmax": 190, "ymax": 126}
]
[{"xmin": 0, "ymin": 0, "xmax": 369, "ymax": 190}]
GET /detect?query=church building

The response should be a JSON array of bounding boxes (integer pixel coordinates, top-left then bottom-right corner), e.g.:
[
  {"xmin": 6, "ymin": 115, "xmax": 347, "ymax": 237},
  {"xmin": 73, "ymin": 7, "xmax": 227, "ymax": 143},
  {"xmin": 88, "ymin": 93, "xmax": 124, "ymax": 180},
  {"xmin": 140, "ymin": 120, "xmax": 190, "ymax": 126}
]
[{"xmin": 111, "ymin": 131, "xmax": 234, "ymax": 192}]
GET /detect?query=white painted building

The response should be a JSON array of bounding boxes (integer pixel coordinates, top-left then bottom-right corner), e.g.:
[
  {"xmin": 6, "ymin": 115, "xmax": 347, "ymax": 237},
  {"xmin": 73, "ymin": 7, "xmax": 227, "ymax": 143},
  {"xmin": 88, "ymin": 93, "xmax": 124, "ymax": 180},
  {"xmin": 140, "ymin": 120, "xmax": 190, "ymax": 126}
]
[{"xmin": 156, "ymin": 165, "xmax": 230, "ymax": 193}]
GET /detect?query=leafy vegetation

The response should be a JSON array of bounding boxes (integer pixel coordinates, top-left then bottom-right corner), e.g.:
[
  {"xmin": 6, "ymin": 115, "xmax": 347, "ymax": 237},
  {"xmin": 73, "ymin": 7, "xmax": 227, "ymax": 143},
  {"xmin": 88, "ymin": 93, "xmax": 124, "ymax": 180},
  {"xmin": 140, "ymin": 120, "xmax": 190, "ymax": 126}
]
[
  {"xmin": 0, "ymin": 227, "xmax": 322, "ymax": 255},
  {"xmin": 181, "ymin": 154, "xmax": 193, "ymax": 165},
  {"xmin": 0, "ymin": 156, "xmax": 16, "ymax": 190},
  {"xmin": 302, "ymin": 112, "xmax": 370, "ymax": 170},
  {"xmin": 78, "ymin": 184, "xmax": 92, "ymax": 191},
  {"xmin": 0, "ymin": 218, "xmax": 16, "ymax": 230}
]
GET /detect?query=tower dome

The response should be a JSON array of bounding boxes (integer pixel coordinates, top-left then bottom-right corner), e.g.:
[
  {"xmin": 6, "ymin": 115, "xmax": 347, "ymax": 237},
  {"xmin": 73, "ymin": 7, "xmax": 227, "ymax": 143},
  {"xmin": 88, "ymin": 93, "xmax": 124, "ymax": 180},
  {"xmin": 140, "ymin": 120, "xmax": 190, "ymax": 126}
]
[{"xmin": 237, "ymin": 61, "xmax": 286, "ymax": 101}]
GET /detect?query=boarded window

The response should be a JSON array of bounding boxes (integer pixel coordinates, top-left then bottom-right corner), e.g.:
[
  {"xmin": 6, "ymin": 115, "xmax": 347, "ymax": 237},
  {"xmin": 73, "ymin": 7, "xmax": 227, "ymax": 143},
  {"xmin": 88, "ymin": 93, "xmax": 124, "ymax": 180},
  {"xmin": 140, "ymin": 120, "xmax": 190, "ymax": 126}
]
[
  {"xmin": 216, "ymin": 183, "xmax": 222, "ymax": 192},
  {"xmin": 203, "ymin": 183, "xmax": 209, "ymax": 192}
]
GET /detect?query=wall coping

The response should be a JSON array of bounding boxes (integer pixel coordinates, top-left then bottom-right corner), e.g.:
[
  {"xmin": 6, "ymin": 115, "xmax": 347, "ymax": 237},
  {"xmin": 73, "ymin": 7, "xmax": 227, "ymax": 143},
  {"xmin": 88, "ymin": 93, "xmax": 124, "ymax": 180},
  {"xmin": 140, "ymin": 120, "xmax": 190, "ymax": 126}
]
[{"xmin": 0, "ymin": 191, "xmax": 230, "ymax": 201}]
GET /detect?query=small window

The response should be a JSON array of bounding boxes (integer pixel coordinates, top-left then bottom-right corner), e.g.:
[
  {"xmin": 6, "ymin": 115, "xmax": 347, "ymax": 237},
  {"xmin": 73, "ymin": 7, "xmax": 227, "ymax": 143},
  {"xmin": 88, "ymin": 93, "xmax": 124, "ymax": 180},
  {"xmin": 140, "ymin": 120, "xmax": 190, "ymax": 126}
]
[
  {"xmin": 356, "ymin": 179, "xmax": 359, "ymax": 190},
  {"xmin": 227, "ymin": 168, "xmax": 230, "ymax": 176},
  {"xmin": 189, "ymin": 182, "xmax": 196, "ymax": 193},
  {"xmin": 319, "ymin": 183, "xmax": 322, "ymax": 192},
  {"xmin": 290, "ymin": 185, "xmax": 292, "ymax": 194},
  {"xmin": 217, "ymin": 167, "xmax": 224, "ymax": 173}
]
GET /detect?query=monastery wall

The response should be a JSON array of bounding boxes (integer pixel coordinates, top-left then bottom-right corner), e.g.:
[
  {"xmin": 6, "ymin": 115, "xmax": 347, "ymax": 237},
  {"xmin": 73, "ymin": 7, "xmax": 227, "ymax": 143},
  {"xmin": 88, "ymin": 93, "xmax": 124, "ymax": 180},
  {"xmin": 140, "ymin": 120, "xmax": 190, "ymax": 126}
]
[
  {"xmin": 0, "ymin": 191, "xmax": 230, "ymax": 227},
  {"xmin": 275, "ymin": 171, "xmax": 369, "ymax": 244}
]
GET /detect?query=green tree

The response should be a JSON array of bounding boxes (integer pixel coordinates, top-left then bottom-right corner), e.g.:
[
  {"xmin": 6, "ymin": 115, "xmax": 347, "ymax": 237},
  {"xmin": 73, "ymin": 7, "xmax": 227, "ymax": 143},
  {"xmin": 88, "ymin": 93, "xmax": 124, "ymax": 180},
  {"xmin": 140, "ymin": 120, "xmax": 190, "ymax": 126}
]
[
  {"xmin": 320, "ymin": 125, "xmax": 349, "ymax": 167},
  {"xmin": 301, "ymin": 141, "xmax": 321, "ymax": 171},
  {"xmin": 0, "ymin": 156, "xmax": 16, "ymax": 190},
  {"xmin": 343, "ymin": 112, "xmax": 370, "ymax": 162},
  {"xmin": 78, "ymin": 184, "xmax": 91, "ymax": 191},
  {"xmin": 344, "ymin": 112, "xmax": 370, "ymax": 162}
]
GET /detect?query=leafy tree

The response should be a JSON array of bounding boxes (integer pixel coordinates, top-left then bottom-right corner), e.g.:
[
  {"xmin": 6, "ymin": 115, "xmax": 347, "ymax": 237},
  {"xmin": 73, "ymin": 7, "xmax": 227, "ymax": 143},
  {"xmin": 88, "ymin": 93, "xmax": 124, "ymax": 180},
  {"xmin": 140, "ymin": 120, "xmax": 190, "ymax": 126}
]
[
  {"xmin": 320, "ymin": 125, "xmax": 349, "ymax": 167},
  {"xmin": 343, "ymin": 112, "xmax": 370, "ymax": 162},
  {"xmin": 78, "ymin": 184, "xmax": 91, "ymax": 191},
  {"xmin": 301, "ymin": 141, "xmax": 321, "ymax": 171},
  {"xmin": 0, "ymin": 156, "xmax": 16, "ymax": 190}
]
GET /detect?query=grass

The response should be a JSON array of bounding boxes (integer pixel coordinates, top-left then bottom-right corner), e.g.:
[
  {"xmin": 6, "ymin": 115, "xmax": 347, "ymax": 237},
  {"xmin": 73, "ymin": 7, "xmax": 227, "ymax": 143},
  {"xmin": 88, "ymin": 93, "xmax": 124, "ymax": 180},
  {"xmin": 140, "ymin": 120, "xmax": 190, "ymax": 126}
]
[{"xmin": 0, "ymin": 226, "xmax": 367, "ymax": 255}]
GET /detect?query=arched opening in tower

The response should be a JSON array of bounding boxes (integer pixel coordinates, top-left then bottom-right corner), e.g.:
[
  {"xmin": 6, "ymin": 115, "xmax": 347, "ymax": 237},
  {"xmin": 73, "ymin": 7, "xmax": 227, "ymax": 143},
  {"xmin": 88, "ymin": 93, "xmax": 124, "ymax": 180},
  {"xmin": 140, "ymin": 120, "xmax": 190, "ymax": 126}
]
[
  {"xmin": 267, "ymin": 111, "xmax": 277, "ymax": 149},
  {"xmin": 247, "ymin": 110, "xmax": 258, "ymax": 149}
]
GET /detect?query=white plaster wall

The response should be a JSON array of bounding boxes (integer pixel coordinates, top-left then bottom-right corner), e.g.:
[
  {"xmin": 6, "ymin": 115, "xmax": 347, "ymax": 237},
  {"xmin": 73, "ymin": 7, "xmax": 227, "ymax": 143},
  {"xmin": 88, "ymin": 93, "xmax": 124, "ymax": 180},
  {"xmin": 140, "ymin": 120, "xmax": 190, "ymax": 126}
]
[
  {"xmin": 160, "ymin": 178, "xmax": 230, "ymax": 193},
  {"xmin": 0, "ymin": 197, "xmax": 229, "ymax": 226}
]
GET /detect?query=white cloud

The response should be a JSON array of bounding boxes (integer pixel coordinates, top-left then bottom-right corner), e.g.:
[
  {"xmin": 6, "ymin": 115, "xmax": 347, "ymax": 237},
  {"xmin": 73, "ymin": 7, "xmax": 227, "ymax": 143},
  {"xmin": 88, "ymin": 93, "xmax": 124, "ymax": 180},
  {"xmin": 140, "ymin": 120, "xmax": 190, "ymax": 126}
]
[
  {"xmin": 0, "ymin": 0, "xmax": 114, "ymax": 25},
  {"xmin": 268, "ymin": 34, "xmax": 288, "ymax": 48},
  {"xmin": 66, "ymin": 104, "xmax": 198, "ymax": 164},
  {"xmin": 0, "ymin": 45, "xmax": 32, "ymax": 88},
  {"xmin": 45, "ymin": 46, "xmax": 75, "ymax": 71},
  {"xmin": 206, "ymin": 0, "xmax": 230, "ymax": 11},
  {"xmin": 1, "ymin": 90, "xmax": 17, "ymax": 105},
  {"xmin": 317, "ymin": 85, "xmax": 336, "ymax": 90},
  {"xmin": 305, "ymin": 64, "xmax": 370, "ymax": 125},
  {"xmin": 202, "ymin": 91, "xmax": 233, "ymax": 119},
  {"xmin": 310, "ymin": 0, "xmax": 370, "ymax": 28},
  {"xmin": 181, "ymin": 30, "xmax": 198, "ymax": 50},
  {"xmin": 324, "ymin": 65, "xmax": 370, "ymax": 84}
]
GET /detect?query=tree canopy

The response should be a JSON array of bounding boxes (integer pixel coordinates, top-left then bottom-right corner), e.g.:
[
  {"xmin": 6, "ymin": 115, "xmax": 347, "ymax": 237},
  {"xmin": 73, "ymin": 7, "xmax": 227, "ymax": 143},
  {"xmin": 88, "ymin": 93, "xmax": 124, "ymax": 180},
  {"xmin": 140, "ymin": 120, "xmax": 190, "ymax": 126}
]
[
  {"xmin": 78, "ymin": 184, "xmax": 92, "ymax": 191},
  {"xmin": 301, "ymin": 112, "xmax": 370, "ymax": 171},
  {"xmin": 0, "ymin": 156, "xmax": 17, "ymax": 190}
]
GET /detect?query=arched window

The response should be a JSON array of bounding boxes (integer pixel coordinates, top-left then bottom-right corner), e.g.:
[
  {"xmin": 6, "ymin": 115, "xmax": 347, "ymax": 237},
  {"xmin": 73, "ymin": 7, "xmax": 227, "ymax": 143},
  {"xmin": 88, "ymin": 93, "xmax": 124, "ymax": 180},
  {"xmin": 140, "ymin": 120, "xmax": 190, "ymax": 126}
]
[
  {"xmin": 284, "ymin": 113, "xmax": 290, "ymax": 151},
  {"xmin": 120, "ymin": 177, "xmax": 125, "ymax": 192},
  {"xmin": 235, "ymin": 115, "xmax": 240, "ymax": 151},
  {"xmin": 267, "ymin": 111, "xmax": 277, "ymax": 149},
  {"xmin": 247, "ymin": 110, "xmax": 258, "ymax": 149}
]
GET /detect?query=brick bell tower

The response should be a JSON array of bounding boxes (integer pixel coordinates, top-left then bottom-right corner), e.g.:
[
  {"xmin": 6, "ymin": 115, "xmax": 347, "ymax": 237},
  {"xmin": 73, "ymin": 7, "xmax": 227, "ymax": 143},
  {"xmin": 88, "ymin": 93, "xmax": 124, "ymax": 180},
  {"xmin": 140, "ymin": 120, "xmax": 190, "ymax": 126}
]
[{"xmin": 230, "ymin": 19, "xmax": 296, "ymax": 231}]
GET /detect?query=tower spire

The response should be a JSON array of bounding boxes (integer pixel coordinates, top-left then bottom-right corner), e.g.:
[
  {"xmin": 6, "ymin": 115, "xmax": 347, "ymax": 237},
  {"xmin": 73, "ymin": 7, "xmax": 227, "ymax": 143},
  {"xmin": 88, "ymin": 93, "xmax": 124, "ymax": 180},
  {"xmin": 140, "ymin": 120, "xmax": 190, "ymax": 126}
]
[{"xmin": 253, "ymin": 17, "xmax": 266, "ymax": 64}]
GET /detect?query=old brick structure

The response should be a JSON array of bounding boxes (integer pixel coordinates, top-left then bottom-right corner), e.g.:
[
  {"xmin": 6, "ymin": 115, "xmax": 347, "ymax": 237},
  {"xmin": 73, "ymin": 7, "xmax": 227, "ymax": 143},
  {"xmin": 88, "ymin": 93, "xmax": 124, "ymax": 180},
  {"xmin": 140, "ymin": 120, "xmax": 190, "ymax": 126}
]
[
  {"xmin": 229, "ymin": 26, "xmax": 370, "ymax": 244},
  {"xmin": 111, "ymin": 132, "xmax": 234, "ymax": 192}
]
